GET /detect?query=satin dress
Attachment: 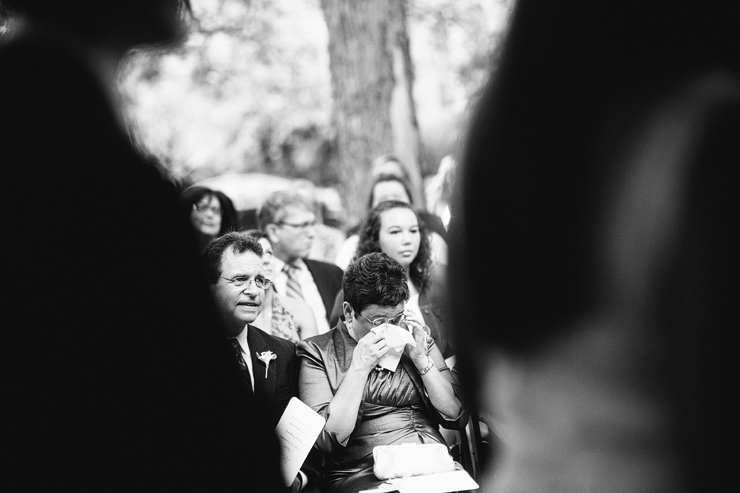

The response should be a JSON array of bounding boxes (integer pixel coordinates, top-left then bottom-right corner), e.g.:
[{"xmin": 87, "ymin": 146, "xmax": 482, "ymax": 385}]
[{"xmin": 297, "ymin": 323, "xmax": 467, "ymax": 493}]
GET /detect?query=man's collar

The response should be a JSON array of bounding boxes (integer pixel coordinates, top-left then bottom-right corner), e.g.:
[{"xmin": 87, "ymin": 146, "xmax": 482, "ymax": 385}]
[
  {"xmin": 274, "ymin": 256, "xmax": 306, "ymax": 271},
  {"xmin": 235, "ymin": 325, "xmax": 249, "ymax": 345}
]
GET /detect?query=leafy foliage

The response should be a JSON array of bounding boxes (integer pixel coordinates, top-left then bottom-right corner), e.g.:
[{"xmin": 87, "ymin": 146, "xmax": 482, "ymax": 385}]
[{"xmin": 120, "ymin": 0, "xmax": 512, "ymax": 185}]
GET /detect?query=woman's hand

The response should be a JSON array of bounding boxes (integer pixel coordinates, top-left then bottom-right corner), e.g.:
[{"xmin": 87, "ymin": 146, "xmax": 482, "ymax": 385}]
[
  {"xmin": 402, "ymin": 311, "xmax": 430, "ymax": 366},
  {"xmin": 350, "ymin": 329, "xmax": 389, "ymax": 373}
]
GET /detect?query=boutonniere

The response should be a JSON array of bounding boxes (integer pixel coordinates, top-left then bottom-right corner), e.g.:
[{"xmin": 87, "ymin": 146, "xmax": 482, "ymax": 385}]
[{"xmin": 256, "ymin": 350, "xmax": 277, "ymax": 378}]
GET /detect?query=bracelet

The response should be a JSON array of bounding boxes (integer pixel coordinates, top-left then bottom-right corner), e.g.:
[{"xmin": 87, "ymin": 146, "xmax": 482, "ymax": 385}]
[{"xmin": 417, "ymin": 358, "xmax": 435, "ymax": 376}]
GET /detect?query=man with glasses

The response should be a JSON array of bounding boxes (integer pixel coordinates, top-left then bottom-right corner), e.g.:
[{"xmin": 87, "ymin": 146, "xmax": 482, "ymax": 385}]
[
  {"xmin": 203, "ymin": 232, "xmax": 318, "ymax": 492},
  {"xmin": 259, "ymin": 191, "xmax": 343, "ymax": 334}
]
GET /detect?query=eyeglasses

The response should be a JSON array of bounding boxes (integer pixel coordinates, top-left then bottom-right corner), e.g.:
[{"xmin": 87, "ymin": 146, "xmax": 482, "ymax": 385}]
[
  {"xmin": 193, "ymin": 203, "xmax": 222, "ymax": 215},
  {"xmin": 358, "ymin": 311, "xmax": 405, "ymax": 327},
  {"xmin": 221, "ymin": 275, "xmax": 272, "ymax": 290},
  {"xmin": 277, "ymin": 220, "xmax": 317, "ymax": 230}
]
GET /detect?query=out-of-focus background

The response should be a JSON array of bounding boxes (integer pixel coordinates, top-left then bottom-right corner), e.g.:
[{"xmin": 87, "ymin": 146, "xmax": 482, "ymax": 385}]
[
  {"xmin": 1, "ymin": 0, "xmax": 514, "ymax": 228},
  {"xmin": 123, "ymin": 0, "xmax": 513, "ymax": 227}
]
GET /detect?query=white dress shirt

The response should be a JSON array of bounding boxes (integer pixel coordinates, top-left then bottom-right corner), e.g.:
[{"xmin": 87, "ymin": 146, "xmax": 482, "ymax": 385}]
[
  {"xmin": 233, "ymin": 326, "xmax": 254, "ymax": 389},
  {"xmin": 274, "ymin": 257, "xmax": 331, "ymax": 335}
]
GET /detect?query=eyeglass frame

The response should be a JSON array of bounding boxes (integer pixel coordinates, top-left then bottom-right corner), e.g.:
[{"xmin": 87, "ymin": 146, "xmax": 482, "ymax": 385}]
[
  {"xmin": 357, "ymin": 310, "xmax": 406, "ymax": 327},
  {"xmin": 220, "ymin": 275, "xmax": 272, "ymax": 290},
  {"xmin": 275, "ymin": 219, "xmax": 317, "ymax": 230},
  {"xmin": 193, "ymin": 203, "xmax": 222, "ymax": 216}
]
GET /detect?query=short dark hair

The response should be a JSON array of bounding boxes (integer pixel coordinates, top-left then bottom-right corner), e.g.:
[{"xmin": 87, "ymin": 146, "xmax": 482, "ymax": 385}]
[
  {"xmin": 242, "ymin": 229, "xmax": 269, "ymax": 242},
  {"xmin": 202, "ymin": 232, "xmax": 263, "ymax": 284},
  {"xmin": 343, "ymin": 252, "xmax": 409, "ymax": 314},
  {"xmin": 257, "ymin": 191, "xmax": 314, "ymax": 230},
  {"xmin": 356, "ymin": 200, "xmax": 432, "ymax": 290},
  {"xmin": 368, "ymin": 174, "xmax": 414, "ymax": 209}
]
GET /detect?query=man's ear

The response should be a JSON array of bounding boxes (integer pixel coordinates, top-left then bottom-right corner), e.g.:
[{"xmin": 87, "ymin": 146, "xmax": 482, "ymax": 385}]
[{"xmin": 265, "ymin": 223, "xmax": 279, "ymax": 244}]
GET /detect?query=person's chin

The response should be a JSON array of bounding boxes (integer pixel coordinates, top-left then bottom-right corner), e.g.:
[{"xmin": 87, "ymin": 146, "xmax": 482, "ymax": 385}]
[{"xmin": 236, "ymin": 304, "xmax": 262, "ymax": 322}]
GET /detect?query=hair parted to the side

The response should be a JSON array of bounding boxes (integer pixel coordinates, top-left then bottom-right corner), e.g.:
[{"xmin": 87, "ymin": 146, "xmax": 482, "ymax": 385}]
[
  {"xmin": 367, "ymin": 174, "xmax": 414, "ymax": 209},
  {"xmin": 370, "ymin": 154, "xmax": 410, "ymax": 181},
  {"xmin": 356, "ymin": 200, "xmax": 431, "ymax": 291},
  {"xmin": 257, "ymin": 191, "xmax": 314, "ymax": 230},
  {"xmin": 201, "ymin": 232, "xmax": 263, "ymax": 284},
  {"xmin": 343, "ymin": 252, "xmax": 410, "ymax": 314}
]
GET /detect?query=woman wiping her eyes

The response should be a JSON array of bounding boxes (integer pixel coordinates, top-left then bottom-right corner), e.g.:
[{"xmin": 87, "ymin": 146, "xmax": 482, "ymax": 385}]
[{"xmin": 298, "ymin": 252, "xmax": 467, "ymax": 493}]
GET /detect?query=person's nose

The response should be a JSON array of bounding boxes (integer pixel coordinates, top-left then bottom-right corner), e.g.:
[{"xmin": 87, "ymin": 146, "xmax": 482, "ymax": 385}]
[
  {"xmin": 242, "ymin": 281, "xmax": 259, "ymax": 296},
  {"xmin": 401, "ymin": 231, "xmax": 412, "ymax": 244}
]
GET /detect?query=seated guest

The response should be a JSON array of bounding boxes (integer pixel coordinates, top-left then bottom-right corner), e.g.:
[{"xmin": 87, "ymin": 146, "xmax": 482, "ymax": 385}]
[
  {"xmin": 298, "ymin": 252, "xmax": 467, "ymax": 493},
  {"xmin": 330, "ymin": 200, "xmax": 453, "ymax": 359},
  {"xmin": 334, "ymin": 174, "xmax": 448, "ymax": 269},
  {"xmin": 259, "ymin": 191, "xmax": 344, "ymax": 334},
  {"xmin": 290, "ymin": 178, "xmax": 346, "ymax": 263},
  {"xmin": 369, "ymin": 153, "xmax": 410, "ymax": 180},
  {"xmin": 370, "ymin": 154, "xmax": 448, "ymax": 242},
  {"xmin": 244, "ymin": 229, "xmax": 319, "ymax": 342},
  {"xmin": 202, "ymin": 232, "xmax": 317, "ymax": 492},
  {"xmin": 181, "ymin": 185, "xmax": 239, "ymax": 250}
]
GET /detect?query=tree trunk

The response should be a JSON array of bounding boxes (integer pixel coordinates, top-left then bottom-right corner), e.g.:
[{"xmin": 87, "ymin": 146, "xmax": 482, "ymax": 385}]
[{"xmin": 321, "ymin": 0, "xmax": 423, "ymax": 227}]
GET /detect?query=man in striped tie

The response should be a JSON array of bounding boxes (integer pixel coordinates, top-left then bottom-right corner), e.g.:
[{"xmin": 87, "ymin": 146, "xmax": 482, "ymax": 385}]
[{"xmin": 259, "ymin": 191, "xmax": 344, "ymax": 335}]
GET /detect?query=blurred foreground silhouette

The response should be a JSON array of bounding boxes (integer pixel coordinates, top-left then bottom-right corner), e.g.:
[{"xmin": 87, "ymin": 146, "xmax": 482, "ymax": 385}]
[
  {"xmin": 451, "ymin": 1, "xmax": 739, "ymax": 491},
  {"xmin": 1, "ymin": 1, "xmax": 282, "ymax": 489}
]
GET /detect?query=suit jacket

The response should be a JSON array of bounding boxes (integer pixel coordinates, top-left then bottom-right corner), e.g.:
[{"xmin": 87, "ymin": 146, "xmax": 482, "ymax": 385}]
[
  {"xmin": 246, "ymin": 325, "xmax": 323, "ymax": 492},
  {"xmin": 246, "ymin": 325, "xmax": 299, "ymax": 428},
  {"xmin": 304, "ymin": 258, "xmax": 344, "ymax": 323}
]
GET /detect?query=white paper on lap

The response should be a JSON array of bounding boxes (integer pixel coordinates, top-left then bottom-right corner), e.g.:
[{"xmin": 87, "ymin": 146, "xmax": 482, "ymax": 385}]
[{"xmin": 275, "ymin": 397, "xmax": 326, "ymax": 487}]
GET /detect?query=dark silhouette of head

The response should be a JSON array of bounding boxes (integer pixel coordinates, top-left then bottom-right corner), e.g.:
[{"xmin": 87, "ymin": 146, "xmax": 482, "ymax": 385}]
[
  {"xmin": 0, "ymin": 0, "xmax": 191, "ymax": 52},
  {"xmin": 451, "ymin": 1, "xmax": 740, "ymax": 490}
]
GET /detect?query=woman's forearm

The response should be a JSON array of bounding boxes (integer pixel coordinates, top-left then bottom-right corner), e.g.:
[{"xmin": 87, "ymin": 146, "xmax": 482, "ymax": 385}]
[
  {"xmin": 415, "ymin": 356, "xmax": 463, "ymax": 418},
  {"xmin": 324, "ymin": 366, "xmax": 370, "ymax": 444}
]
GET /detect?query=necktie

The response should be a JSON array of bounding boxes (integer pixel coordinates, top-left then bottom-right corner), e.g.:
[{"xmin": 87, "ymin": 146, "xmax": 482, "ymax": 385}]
[
  {"xmin": 230, "ymin": 338, "xmax": 253, "ymax": 394},
  {"xmin": 283, "ymin": 263, "xmax": 304, "ymax": 300}
]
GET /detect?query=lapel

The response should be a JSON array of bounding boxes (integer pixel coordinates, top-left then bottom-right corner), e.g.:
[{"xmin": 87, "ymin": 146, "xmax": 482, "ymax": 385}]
[
  {"xmin": 247, "ymin": 325, "xmax": 278, "ymax": 398},
  {"xmin": 303, "ymin": 259, "xmax": 329, "ymax": 315}
]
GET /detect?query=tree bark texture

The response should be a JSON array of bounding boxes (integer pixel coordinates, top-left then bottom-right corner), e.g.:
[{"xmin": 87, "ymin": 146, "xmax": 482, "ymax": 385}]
[{"xmin": 321, "ymin": 0, "xmax": 423, "ymax": 227}]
